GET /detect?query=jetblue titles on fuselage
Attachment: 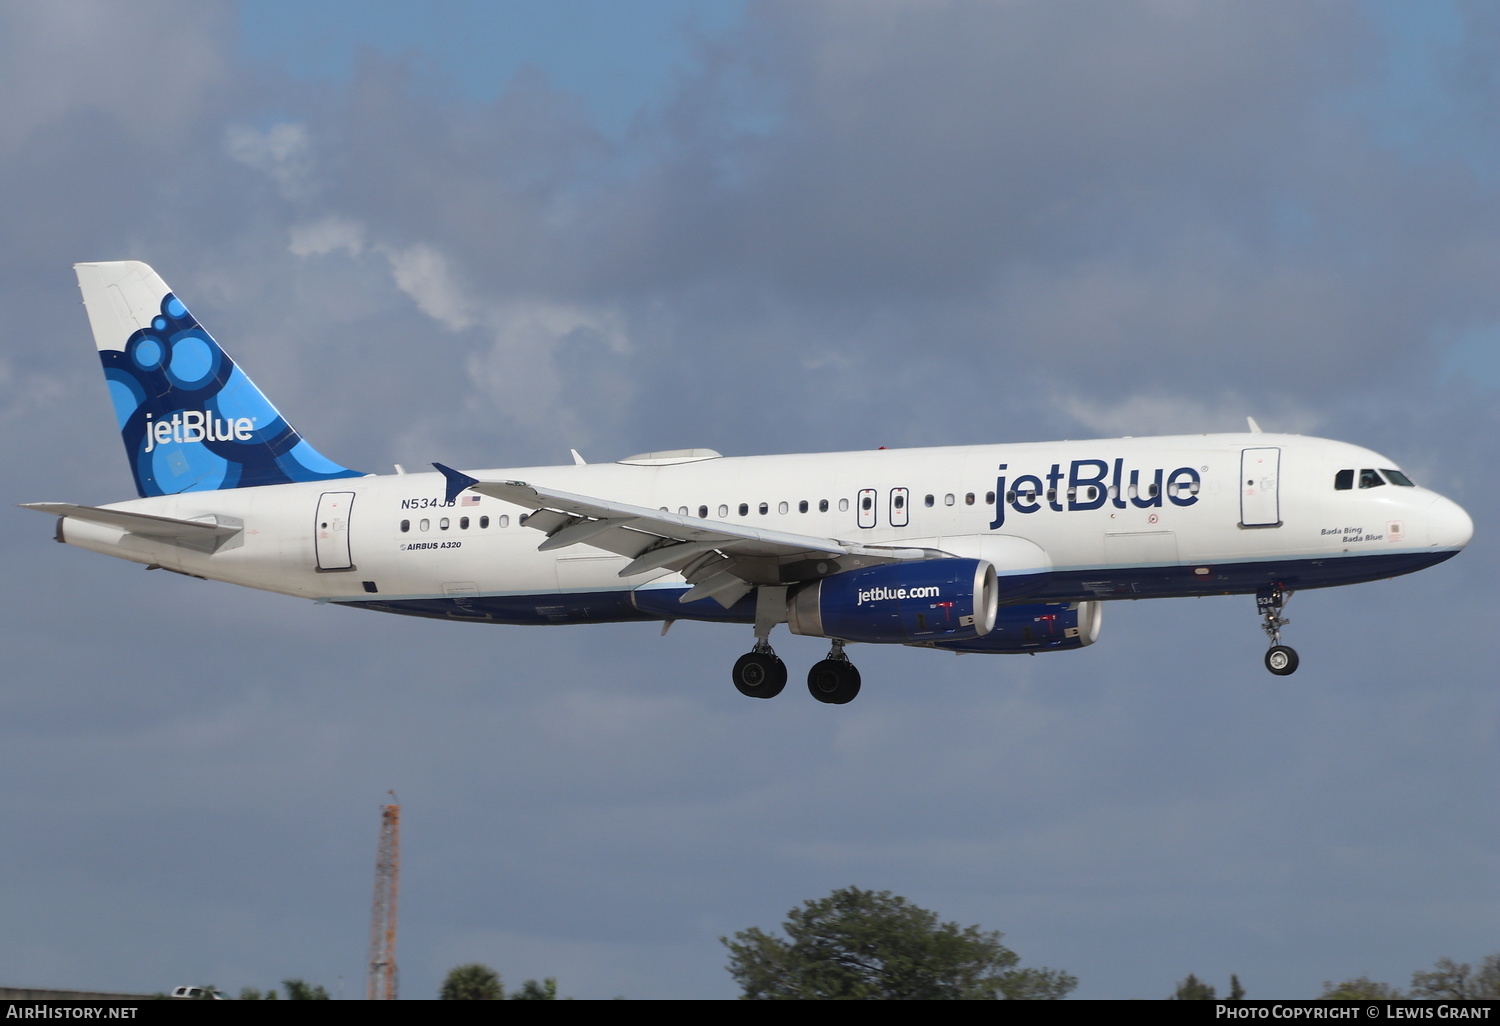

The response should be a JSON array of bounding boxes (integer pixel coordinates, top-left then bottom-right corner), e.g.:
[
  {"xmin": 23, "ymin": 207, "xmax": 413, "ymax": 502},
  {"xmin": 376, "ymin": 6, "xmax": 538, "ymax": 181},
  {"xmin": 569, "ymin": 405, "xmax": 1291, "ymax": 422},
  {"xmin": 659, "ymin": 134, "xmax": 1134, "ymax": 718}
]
[{"xmin": 989, "ymin": 459, "xmax": 1201, "ymax": 527}]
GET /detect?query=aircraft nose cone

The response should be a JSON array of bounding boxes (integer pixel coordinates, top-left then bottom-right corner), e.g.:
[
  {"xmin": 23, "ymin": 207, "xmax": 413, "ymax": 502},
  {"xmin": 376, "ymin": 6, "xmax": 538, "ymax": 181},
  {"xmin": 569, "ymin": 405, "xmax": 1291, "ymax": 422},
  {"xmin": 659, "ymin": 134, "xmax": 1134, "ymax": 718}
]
[{"xmin": 1427, "ymin": 495, "xmax": 1474, "ymax": 550}]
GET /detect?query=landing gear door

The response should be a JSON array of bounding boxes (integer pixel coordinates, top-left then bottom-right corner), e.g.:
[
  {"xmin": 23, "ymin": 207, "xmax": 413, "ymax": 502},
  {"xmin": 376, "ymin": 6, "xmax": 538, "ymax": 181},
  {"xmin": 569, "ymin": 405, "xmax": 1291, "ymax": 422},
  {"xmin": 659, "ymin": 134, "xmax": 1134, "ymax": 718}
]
[
  {"xmin": 1239, "ymin": 447, "xmax": 1281, "ymax": 528},
  {"xmin": 315, "ymin": 491, "xmax": 356, "ymax": 570}
]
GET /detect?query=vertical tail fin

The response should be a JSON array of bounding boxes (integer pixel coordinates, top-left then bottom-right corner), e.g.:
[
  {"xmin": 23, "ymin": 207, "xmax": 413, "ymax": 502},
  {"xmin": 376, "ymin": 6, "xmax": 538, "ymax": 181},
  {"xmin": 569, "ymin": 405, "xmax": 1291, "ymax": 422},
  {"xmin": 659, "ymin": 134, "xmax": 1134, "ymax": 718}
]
[{"xmin": 75, "ymin": 261, "xmax": 362, "ymax": 497}]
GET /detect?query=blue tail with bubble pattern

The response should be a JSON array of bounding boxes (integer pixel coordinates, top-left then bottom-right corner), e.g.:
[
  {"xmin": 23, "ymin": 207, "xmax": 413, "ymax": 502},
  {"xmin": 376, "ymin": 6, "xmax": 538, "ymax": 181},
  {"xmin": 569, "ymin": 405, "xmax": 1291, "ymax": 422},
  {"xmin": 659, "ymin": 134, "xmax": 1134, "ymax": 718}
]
[{"xmin": 75, "ymin": 261, "xmax": 363, "ymax": 498}]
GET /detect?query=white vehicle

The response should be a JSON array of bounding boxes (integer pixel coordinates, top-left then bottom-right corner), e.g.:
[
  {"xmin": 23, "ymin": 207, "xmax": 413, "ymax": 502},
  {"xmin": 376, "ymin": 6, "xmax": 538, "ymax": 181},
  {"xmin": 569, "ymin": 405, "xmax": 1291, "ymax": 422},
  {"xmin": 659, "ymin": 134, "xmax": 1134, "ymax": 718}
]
[{"xmin": 25, "ymin": 262, "xmax": 1473, "ymax": 704}]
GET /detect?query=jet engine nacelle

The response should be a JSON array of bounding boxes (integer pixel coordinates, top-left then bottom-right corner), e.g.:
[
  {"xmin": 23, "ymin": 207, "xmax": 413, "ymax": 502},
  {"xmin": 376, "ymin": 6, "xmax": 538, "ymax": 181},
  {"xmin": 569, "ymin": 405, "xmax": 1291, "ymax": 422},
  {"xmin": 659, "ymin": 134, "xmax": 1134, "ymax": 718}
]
[
  {"xmin": 787, "ymin": 558, "xmax": 998, "ymax": 644},
  {"xmin": 932, "ymin": 601, "xmax": 1102, "ymax": 654}
]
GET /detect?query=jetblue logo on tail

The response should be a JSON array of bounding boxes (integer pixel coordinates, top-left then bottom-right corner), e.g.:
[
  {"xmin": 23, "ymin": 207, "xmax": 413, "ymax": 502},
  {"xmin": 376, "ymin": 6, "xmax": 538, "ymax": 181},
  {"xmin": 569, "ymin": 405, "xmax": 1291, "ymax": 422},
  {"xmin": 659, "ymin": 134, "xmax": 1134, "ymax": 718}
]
[
  {"xmin": 142, "ymin": 411, "xmax": 255, "ymax": 451},
  {"xmin": 98, "ymin": 291, "xmax": 361, "ymax": 497}
]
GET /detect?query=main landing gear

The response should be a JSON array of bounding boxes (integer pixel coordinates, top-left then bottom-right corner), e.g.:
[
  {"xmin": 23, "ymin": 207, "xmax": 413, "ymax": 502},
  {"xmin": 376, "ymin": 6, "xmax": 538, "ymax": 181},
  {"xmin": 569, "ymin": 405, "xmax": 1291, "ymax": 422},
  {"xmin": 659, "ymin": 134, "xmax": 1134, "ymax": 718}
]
[
  {"xmin": 807, "ymin": 640, "xmax": 861, "ymax": 705},
  {"xmin": 730, "ymin": 635, "xmax": 862, "ymax": 703},
  {"xmin": 731, "ymin": 643, "xmax": 788, "ymax": 699},
  {"xmin": 1257, "ymin": 585, "xmax": 1299, "ymax": 676}
]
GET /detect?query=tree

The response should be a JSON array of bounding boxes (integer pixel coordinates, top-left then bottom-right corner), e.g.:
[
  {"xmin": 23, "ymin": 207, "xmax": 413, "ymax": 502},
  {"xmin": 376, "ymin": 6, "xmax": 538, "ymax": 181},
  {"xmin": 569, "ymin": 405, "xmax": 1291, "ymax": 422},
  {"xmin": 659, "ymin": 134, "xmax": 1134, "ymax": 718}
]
[
  {"xmin": 281, "ymin": 979, "xmax": 328, "ymax": 1000},
  {"xmin": 721, "ymin": 886, "xmax": 1076, "ymax": 1000},
  {"xmin": 440, "ymin": 963, "xmax": 504, "ymax": 1000},
  {"xmin": 510, "ymin": 977, "xmax": 558, "ymax": 1000},
  {"xmin": 1171, "ymin": 974, "xmax": 1217, "ymax": 1000},
  {"xmin": 1319, "ymin": 976, "xmax": 1403, "ymax": 1000},
  {"xmin": 1410, "ymin": 955, "xmax": 1500, "ymax": 1000}
]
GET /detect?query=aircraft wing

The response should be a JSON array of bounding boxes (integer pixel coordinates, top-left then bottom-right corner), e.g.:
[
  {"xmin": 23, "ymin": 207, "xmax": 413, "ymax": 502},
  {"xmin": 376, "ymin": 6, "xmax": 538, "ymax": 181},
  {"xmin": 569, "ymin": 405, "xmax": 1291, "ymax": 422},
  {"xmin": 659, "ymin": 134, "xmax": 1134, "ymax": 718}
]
[{"xmin": 433, "ymin": 464, "xmax": 941, "ymax": 607}]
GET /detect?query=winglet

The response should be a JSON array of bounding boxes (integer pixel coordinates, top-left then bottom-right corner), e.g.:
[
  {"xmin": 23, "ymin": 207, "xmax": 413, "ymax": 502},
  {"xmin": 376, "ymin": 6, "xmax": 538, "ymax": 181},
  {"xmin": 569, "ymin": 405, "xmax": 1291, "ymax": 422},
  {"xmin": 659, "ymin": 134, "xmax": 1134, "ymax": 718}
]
[
  {"xmin": 432, "ymin": 463, "xmax": 480, "ymax": 505},
  {"xmin": 1247, "ymin": 416, "xmax": 1263, "ymax": 434}
]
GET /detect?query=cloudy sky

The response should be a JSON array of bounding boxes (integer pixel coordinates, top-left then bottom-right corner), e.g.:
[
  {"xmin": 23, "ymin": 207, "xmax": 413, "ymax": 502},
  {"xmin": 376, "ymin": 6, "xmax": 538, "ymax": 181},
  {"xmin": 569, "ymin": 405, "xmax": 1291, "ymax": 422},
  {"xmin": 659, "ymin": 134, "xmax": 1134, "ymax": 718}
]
[{"xmin": 2, "ymin": 0, "xmax": 1496, "ymax": 1000}]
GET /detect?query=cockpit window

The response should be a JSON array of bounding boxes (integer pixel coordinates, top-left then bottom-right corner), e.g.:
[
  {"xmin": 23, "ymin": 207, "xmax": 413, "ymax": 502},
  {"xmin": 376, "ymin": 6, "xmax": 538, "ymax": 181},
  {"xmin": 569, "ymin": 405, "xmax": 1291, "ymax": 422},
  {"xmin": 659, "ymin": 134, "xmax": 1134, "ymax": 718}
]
[
  {"xmin": 1334, "ymin": 469, "xmax": 1353, "ymax": 491},
  {"xmin": 1358, "ymin": 468, "xmax": 1385, "ymax": 489},
  {"xmin": 1382, "ymin": 468, "xmax": 1415, "ymax": 487}
]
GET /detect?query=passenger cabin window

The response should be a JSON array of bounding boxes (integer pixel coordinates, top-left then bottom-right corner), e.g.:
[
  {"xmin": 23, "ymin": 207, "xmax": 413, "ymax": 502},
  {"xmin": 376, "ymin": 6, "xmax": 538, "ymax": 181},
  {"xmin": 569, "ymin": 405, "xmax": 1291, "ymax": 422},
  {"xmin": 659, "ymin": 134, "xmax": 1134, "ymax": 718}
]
[
  {"xmin": 699, "ymin": 505, "xmax": 709, "ymax": 518},
  {"xmin": 838, "ymin": 498, "xmax": 849, "ymax": 512},
  {"xmin": 719, "ymin": 504, "xmax": 729, "ymax": 518},
  {"xmin": 498, "ymin": 515, "xmax": 509, "ymax": 527},
  {"xmin": 1335, "ymin": 469, "xmax": 1354, "ymax": 490},
  {"xmin": 944, "ymin": 493, "xmax": 955, "ymax": 506},
  {"xmin": 778, "ymin": 501, "xmax": 789, "ymax": 514},
  {"xmin": 480, "ymin": 516, "xmax": 491, "ymax": 528},
  {"xmin": 738, "ymin": 503, "xmax": 749, "ymax": 516},
  {"xmin": 964, "ymin": 492, "xmax": 975, "ymax": 505},
  {"xmin": 759, "ymin": 502, "xmax": 769, "ymax": 515},
  {"xmin": 924, "ymin": 494, "xmax": 935, "ymax": 507},
  {"xmin": 459, "ymin": 516, "xmax": 469, "ymax": 529},
  {"xmin": 798, "ymin": 500, "xmax": 808, "ymax": 513},
  {"xmin": 400, "ymin": 520, "xmax": 410, "ymax": 533},
  {"xmin": 1359, "ymin": 469, "xmax": 1385, "ymax": 489},
  {"xmin": 819, "ymin": 499, "xmax": 829, "ymax": 512}
]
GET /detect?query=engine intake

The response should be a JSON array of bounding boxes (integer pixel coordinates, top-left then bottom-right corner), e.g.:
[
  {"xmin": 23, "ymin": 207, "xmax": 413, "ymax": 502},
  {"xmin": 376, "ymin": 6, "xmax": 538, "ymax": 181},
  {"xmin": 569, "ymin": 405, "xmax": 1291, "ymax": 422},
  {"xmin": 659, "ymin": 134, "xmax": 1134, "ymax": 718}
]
[{"xmin": 787, "ymin": 558, "xmax": 998, "ymax": 644}]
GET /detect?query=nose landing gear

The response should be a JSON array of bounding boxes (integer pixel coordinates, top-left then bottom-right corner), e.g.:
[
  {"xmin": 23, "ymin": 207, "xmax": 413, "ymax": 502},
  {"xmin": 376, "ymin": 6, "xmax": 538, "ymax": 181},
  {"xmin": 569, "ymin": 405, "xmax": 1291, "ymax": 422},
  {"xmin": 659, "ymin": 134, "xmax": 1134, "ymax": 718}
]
[{"xmin": 1257, "ymin": 586, "xmax": 1299, "ymax": 676}]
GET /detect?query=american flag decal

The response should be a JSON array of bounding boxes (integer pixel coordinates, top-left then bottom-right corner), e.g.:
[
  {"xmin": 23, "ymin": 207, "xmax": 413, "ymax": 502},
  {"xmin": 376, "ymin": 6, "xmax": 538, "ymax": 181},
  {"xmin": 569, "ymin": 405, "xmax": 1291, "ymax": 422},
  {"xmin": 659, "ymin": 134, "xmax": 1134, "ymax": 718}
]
[{"xmin": 461, "ymin": 494, "xmax": 481, "ymax": 506}]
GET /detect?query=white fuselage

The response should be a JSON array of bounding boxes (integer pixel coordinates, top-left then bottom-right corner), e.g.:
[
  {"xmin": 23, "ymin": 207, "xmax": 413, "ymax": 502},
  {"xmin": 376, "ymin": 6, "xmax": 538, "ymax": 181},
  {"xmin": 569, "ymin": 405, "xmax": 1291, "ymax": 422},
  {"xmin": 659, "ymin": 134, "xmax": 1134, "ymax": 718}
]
[{"xmin": 54, "ymin": 432, "xmax": 1471, "ymax": 631}]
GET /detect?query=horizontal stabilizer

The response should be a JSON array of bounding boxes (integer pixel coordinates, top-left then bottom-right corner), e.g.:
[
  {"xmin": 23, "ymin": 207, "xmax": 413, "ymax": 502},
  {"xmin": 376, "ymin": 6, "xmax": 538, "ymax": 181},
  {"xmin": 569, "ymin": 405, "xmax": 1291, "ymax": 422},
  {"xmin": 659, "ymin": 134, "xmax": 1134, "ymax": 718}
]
[{"xmin": 20, "ymin": 502, "xmax": 242, "ymax": 541}]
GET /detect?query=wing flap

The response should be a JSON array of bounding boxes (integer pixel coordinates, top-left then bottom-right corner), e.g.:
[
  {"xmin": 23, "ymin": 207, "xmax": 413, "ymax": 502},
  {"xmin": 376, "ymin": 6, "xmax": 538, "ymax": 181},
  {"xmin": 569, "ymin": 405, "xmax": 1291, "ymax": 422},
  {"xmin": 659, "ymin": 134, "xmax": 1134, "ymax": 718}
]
[
  {"xmin": 471, "ymin": 478, "xmax": 887, "ymax": 559},
  {"xmin": 431, "ymin": 466, "xmax": 952, "ymax": 608}
]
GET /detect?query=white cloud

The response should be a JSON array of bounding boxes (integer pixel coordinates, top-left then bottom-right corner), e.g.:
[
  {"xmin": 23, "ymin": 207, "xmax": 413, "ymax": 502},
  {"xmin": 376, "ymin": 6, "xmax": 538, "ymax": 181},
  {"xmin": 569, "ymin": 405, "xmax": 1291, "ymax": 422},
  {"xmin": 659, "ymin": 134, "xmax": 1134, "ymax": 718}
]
[
  {"xmin": 288, "ymin": 216, "xmax": 366, "ymax": 258},
  {"xmin": 0, "ymin": 1, "xmax": 227, "ymax": 153},
  {"xmin": 382, "ymin": 242, "xmax": 477, "ymax": 331},
  {"xmin": 226, "ymin": 122, "xmax": 316, "ymax": 199},
  {"xmin": 1052, "ymin": 389, "xmax": 1322, "ymax": 439}
]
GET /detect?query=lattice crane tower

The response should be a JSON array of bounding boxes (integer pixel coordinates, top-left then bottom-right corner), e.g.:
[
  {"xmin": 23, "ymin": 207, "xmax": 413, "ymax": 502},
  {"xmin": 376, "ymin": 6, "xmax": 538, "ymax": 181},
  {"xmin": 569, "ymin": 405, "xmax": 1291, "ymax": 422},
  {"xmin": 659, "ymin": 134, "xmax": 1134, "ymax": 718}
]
[{"xmin": 366, "ymin": 794, "xmax": 400, "ymax": 1000}]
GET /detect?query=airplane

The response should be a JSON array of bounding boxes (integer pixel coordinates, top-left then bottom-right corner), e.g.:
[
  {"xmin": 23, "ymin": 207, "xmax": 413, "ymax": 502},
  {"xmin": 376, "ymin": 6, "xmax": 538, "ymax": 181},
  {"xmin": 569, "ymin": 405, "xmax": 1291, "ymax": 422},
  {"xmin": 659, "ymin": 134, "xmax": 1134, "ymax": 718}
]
[{"xmin": 24, "ymin": 261, "xmax": 1474, "ymax": 704}]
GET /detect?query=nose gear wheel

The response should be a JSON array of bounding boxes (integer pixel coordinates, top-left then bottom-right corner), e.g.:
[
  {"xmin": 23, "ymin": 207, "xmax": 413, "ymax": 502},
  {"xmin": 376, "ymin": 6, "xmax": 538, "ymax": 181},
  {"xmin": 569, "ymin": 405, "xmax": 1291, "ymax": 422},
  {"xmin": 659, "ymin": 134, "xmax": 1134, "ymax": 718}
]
[{"xmin": 1256, "ymin": 586, "xmax": 1298, "ymax": 676}]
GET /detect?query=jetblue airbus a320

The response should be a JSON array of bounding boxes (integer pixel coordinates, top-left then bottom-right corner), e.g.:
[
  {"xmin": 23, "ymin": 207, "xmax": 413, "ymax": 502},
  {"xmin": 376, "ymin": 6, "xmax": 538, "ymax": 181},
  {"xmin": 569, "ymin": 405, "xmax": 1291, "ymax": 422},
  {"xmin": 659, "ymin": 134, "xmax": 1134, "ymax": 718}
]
[{"xmin": 25, "ymin": 262, "xmax": 1473, "ymax": 703}]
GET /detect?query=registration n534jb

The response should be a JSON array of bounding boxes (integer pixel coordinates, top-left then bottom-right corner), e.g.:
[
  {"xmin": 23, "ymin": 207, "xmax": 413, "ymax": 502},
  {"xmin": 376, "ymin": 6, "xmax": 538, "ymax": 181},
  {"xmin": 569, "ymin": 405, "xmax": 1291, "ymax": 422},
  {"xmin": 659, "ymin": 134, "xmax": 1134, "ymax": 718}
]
[{"xmin": 25, "ymin": 262, "xmax": 1473, "ymax": 704}]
